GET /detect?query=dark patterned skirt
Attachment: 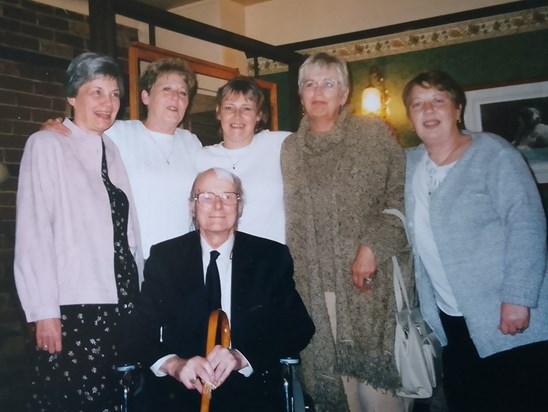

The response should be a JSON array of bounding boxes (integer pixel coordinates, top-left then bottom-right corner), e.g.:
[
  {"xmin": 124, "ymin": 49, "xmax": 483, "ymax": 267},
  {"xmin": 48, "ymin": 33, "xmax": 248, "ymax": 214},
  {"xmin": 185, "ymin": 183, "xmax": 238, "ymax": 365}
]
[{"xmin": 29, "ymin": 304, "xmax": 130, "ymax": 412}]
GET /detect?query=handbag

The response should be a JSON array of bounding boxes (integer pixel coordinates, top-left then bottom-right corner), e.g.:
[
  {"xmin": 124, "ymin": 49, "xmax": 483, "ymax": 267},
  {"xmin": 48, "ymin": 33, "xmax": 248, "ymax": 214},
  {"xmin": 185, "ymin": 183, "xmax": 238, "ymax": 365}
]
[{"xmin": 383, "ymin": 209, "xmax": 442, "ymax": 399}]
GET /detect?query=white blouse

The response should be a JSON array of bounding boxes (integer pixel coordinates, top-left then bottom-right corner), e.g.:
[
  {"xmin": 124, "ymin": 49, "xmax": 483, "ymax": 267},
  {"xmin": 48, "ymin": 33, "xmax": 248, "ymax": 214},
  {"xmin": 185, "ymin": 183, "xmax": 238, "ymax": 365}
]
[{"xmin": 412, "ymin": 153, "xmax": 462, "ymax": 316}]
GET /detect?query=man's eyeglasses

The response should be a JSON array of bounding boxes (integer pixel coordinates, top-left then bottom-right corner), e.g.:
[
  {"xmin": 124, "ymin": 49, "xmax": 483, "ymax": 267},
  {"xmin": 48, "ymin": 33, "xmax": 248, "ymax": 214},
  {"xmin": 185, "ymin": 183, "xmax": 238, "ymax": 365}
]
[
  {"xmin": 299, "ymin": 79, "xmax": 339, "ymax": 91},
  {"xmin": 193, "ymin": 192, "xmax": 240, "ymax": 206}
]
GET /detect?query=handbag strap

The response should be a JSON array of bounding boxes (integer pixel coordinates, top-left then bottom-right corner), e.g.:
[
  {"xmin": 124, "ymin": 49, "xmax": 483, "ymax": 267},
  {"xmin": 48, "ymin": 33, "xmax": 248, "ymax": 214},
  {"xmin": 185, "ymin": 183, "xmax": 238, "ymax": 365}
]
[
  {"xmin": 383, "ymin": 208, "xmax": 412, "ymax": 312},
  {"xmin": 392, "ymin": 255, "xmax": 411, "ymax": 312},
  {"xmin": 383, "ymin": 208, "xmax": 410, "ymax": 245}
]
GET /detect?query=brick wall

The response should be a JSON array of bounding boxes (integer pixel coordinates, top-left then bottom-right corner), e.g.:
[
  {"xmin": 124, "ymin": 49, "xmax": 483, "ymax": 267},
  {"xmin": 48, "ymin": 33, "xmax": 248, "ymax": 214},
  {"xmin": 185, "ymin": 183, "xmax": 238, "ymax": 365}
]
[{"xmin": 0, "ymin": 1, "xmax": 137, "ymax": 409}]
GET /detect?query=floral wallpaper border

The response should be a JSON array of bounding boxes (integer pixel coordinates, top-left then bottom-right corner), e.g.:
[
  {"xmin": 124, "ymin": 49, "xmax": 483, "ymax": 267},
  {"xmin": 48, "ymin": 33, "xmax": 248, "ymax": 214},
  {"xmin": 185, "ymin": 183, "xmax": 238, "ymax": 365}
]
[{"xmin": 248, "ymin": 6, "xmax": 548, "ymax": 75}]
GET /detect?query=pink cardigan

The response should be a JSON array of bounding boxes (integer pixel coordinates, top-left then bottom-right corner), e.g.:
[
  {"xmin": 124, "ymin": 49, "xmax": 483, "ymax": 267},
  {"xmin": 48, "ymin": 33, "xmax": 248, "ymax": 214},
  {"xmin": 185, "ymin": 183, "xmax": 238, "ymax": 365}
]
[{"xmin": 14, "ymin": 119, "xmax": 143, "ymax": 322}]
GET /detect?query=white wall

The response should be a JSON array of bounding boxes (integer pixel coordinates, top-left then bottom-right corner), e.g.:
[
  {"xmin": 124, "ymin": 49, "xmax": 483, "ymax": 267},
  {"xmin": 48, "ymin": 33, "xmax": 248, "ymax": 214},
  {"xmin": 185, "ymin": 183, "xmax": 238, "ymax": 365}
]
[
  {"xmin": 244, "ymin": 0, "xmax": 518, "ymax": 44},
  {"xmin": 34, "ymin": 0, "xmax": 521, "ymax": 48},
  {"xmin": 34, "ymin": 0, "xmax": 518, "ymax": 71},
  {"xmin": 158, "ymin": 0, "xmax": 224, "ymax": 65},
  {"xmin": 159, "ymin": 0, "xmax": 248, "ymax": 94},
  {"xmin": 219, "ymin": 0, "xmax": 247, "ymax": 70}
]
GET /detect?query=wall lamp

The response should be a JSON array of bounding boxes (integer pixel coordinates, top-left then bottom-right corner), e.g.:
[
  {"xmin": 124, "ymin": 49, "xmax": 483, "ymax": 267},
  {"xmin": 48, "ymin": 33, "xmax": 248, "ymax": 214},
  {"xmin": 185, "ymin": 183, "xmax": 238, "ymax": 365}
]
[{"xmin": 361, "ymin": 66, "xmax": 389, "ymax": 118}]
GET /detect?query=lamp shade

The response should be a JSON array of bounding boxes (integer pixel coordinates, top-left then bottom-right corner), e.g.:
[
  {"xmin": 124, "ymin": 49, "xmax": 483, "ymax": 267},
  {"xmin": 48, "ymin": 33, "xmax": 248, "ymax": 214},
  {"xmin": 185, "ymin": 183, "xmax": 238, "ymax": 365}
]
[{"xmin": 361, "ymin": 86, "xmax": 382, "ymax": 115}]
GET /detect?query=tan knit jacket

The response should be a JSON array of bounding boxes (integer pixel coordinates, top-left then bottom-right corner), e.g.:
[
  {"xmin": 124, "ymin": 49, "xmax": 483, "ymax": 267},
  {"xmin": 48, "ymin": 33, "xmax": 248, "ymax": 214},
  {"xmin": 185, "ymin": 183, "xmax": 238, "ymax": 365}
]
[{"xmin": 281, "ymin": 108, "xmax": 414, "ymax": 411}]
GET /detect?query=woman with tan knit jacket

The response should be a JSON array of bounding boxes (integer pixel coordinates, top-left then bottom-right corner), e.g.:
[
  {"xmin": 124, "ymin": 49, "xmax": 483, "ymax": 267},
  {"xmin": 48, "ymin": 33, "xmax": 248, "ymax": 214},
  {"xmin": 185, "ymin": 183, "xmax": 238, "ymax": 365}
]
[{"xmin": 281, "ymin": 52, "xmax": 413, "ymax": 412}]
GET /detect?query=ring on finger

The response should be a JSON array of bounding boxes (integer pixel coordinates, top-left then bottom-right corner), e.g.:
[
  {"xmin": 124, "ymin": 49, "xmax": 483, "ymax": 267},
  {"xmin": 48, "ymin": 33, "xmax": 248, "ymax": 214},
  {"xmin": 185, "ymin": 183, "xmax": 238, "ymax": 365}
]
[
  {"xmin": 190, "ymin": 377, "xmax": 198, "ymax": 384},
  {"xmin": 364, "ymin": 278, "xmax": 373, "ymax": 285}
]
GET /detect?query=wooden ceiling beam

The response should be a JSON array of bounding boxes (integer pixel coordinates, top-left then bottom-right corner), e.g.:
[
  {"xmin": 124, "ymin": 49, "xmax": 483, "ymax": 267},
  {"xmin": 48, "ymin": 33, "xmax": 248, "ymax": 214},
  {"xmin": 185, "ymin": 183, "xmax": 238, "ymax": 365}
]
[
  {"xmin": 89, "ymin": 0, "xmax": 117, "ymax": 57},
  {"xmin": 112, "ymin": 0, "xmax": 302, "ymax": 64}
]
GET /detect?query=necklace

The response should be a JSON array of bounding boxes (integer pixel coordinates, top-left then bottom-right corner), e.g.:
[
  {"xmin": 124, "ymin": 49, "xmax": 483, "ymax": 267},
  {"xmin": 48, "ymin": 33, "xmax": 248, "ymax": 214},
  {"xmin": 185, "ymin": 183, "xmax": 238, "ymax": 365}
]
[
  {"xmin": 147, "ymin": 129, "xmax": 175, "ymax": 165},
  {"xmin": 221, "ymin": 141, "xmax": 252, "ymax": 170}
]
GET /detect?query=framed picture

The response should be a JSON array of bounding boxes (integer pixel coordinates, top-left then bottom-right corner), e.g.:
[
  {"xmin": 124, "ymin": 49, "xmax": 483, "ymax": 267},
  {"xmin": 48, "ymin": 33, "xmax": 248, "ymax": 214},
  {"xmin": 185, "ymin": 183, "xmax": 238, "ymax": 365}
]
[
  {"xmin": 128, "ymin": 42, "xmax": 279, "ymax": 146},
  {"xmin": 464, "ymin": 79, "xmax": 548, "ymax": 184}
]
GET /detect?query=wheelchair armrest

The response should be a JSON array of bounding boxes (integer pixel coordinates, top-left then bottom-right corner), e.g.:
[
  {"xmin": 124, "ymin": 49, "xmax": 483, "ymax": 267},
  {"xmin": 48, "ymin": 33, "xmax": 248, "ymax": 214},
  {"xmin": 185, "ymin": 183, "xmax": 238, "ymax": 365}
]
[
  {"xmin": 280, "ymin": 356, "xmax": 301, "ymax": 366},
  {"xmin": 279, "ymin": 356, "xmax": 309, "ymax": 412},
  {"xmin": 116, "ymin": 364, "xmax": 138, "ymax": 373}
]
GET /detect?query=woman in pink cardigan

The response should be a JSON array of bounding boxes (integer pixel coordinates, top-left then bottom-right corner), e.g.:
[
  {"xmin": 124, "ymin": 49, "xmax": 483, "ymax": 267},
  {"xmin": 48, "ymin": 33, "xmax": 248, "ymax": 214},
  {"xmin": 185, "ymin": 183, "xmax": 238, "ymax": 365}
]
[{"xmin": 14, "ymin": 52, "xmax": 143, "ymax": 412}]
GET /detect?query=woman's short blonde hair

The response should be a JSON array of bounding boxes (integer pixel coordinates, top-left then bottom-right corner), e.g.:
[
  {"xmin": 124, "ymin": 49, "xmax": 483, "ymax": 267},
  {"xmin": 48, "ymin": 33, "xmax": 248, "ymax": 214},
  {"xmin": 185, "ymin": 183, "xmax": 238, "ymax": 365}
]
[{"xmin": 298, "ymin": 52, "xmax": 350, "ymax": 94}]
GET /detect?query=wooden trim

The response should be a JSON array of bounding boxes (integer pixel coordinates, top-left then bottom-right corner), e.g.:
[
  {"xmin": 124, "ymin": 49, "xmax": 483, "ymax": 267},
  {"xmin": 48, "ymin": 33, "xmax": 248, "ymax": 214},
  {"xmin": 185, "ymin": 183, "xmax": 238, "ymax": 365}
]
[{"xmin": 254, "ymin": 78, "xmax": 278, "ymax": 132}]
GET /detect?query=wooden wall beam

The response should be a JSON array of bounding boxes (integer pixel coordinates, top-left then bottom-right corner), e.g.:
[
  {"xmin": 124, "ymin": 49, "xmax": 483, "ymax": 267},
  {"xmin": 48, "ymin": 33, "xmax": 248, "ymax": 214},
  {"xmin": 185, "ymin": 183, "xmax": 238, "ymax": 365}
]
[
  {"xmin": 112, "ymin": 0, "xmax": 301, "ymax": 64},
  {"xmin": 89, "ymin": 0, "xmax": 117, "ymax": 57}
]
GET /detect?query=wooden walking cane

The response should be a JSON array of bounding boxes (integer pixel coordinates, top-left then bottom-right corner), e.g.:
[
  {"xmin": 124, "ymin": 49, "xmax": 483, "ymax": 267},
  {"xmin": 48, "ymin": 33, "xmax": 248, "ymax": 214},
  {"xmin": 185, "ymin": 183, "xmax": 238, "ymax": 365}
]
[{"xmin": 200, "ymin": 309, "xmax": 231, "ymax": 412}]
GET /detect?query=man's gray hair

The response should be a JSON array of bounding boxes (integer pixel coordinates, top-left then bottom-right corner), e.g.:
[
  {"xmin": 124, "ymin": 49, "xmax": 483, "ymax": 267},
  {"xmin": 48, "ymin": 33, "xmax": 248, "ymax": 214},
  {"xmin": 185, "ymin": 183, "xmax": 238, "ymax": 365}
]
[{"xmin": 189, "ymin": 168, "xmax": 245, "ymax": 229}]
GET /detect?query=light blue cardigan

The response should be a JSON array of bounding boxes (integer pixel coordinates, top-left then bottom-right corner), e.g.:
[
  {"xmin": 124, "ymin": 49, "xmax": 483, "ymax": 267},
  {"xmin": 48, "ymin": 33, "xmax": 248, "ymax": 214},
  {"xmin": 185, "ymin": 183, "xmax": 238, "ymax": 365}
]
[{"xmin": 405, "ymin": 131, "xmax": 548, "ymax": 358}]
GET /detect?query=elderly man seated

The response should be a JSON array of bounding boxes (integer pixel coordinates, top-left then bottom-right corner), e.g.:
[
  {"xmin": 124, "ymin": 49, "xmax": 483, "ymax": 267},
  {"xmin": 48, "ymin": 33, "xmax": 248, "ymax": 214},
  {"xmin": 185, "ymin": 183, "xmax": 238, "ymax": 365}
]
[{"xmin": 129, "ymin": 167, "xmax": 315, "ymax": 412}]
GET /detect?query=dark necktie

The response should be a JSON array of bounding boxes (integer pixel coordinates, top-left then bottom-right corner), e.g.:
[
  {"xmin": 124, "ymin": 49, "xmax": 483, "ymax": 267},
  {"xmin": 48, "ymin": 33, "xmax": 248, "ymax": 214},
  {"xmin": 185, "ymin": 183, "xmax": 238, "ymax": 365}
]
[{"xmin": 206, "ymin": 250, "xmax": 221, "ymax": 311}]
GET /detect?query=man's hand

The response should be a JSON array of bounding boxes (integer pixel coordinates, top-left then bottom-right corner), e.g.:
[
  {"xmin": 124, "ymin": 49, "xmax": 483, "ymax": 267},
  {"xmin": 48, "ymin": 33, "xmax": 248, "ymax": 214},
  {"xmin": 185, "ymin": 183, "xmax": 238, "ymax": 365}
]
[
  {"xmin": 206, "ymin": 345, "xmax": 248, "ymax": 387},
  {"xmin": 160, "ymin": 355, "xmax": 215, "ymax": 393}
]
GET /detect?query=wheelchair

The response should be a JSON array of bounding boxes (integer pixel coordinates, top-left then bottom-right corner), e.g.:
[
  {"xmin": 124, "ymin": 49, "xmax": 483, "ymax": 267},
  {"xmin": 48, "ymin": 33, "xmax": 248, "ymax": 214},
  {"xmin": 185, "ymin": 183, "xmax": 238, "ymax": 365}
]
[
  {"xmin": 116, "ymin": 363, "xmax": 141, "ymax": 412},
  {"xmin": 280, "ymin": 356, "xmax": 314, "ymax": 412},
  {"xmin": 118, "ymin": 311, "xmax": 313, "ymax": 411},
  {"xmin": 117, "ymin": 358, "xmax": 312, "ymax": 412}
]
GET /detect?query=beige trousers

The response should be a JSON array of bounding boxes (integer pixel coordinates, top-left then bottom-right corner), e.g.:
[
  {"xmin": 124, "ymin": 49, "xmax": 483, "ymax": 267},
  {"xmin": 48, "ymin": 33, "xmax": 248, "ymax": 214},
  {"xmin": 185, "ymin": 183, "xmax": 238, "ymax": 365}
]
[{"xmin": 325, "ymin": 292, "xmax": 414, "ymax": 412}]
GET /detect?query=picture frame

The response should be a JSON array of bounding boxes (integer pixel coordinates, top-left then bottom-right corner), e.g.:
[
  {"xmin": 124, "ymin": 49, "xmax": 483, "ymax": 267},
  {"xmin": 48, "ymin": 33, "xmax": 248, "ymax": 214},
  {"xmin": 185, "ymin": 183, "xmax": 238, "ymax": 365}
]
[
  {"xmin": 127, "ymin": 42, "xmax": 279, "ymax": 145},
  {"xmin": 464, "ymin": 79, "xmax": 548, "ymax": 184}
]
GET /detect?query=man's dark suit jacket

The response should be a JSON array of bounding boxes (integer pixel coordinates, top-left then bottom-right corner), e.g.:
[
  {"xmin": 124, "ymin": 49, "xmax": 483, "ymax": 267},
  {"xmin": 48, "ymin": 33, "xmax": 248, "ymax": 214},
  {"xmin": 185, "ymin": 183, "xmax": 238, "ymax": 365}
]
[{"xmin": 130, "ymin": 230, "xmax": 315, "ymax": 412}]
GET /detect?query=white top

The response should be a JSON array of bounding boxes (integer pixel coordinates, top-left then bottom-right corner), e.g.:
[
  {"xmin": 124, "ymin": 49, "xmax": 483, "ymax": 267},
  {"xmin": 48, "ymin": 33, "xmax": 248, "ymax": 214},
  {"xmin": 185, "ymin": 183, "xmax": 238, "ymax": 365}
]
[
  {"xmin": 106, "ymin": 120, "xmax": 202, "ymax": 258},
  {"xmin": 413, "ymin": 153, "xmax": 462, "ymax": 316},
  {"xmin": 195, "ymin": 130, "xmax": 290, "ymax": 244}
]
